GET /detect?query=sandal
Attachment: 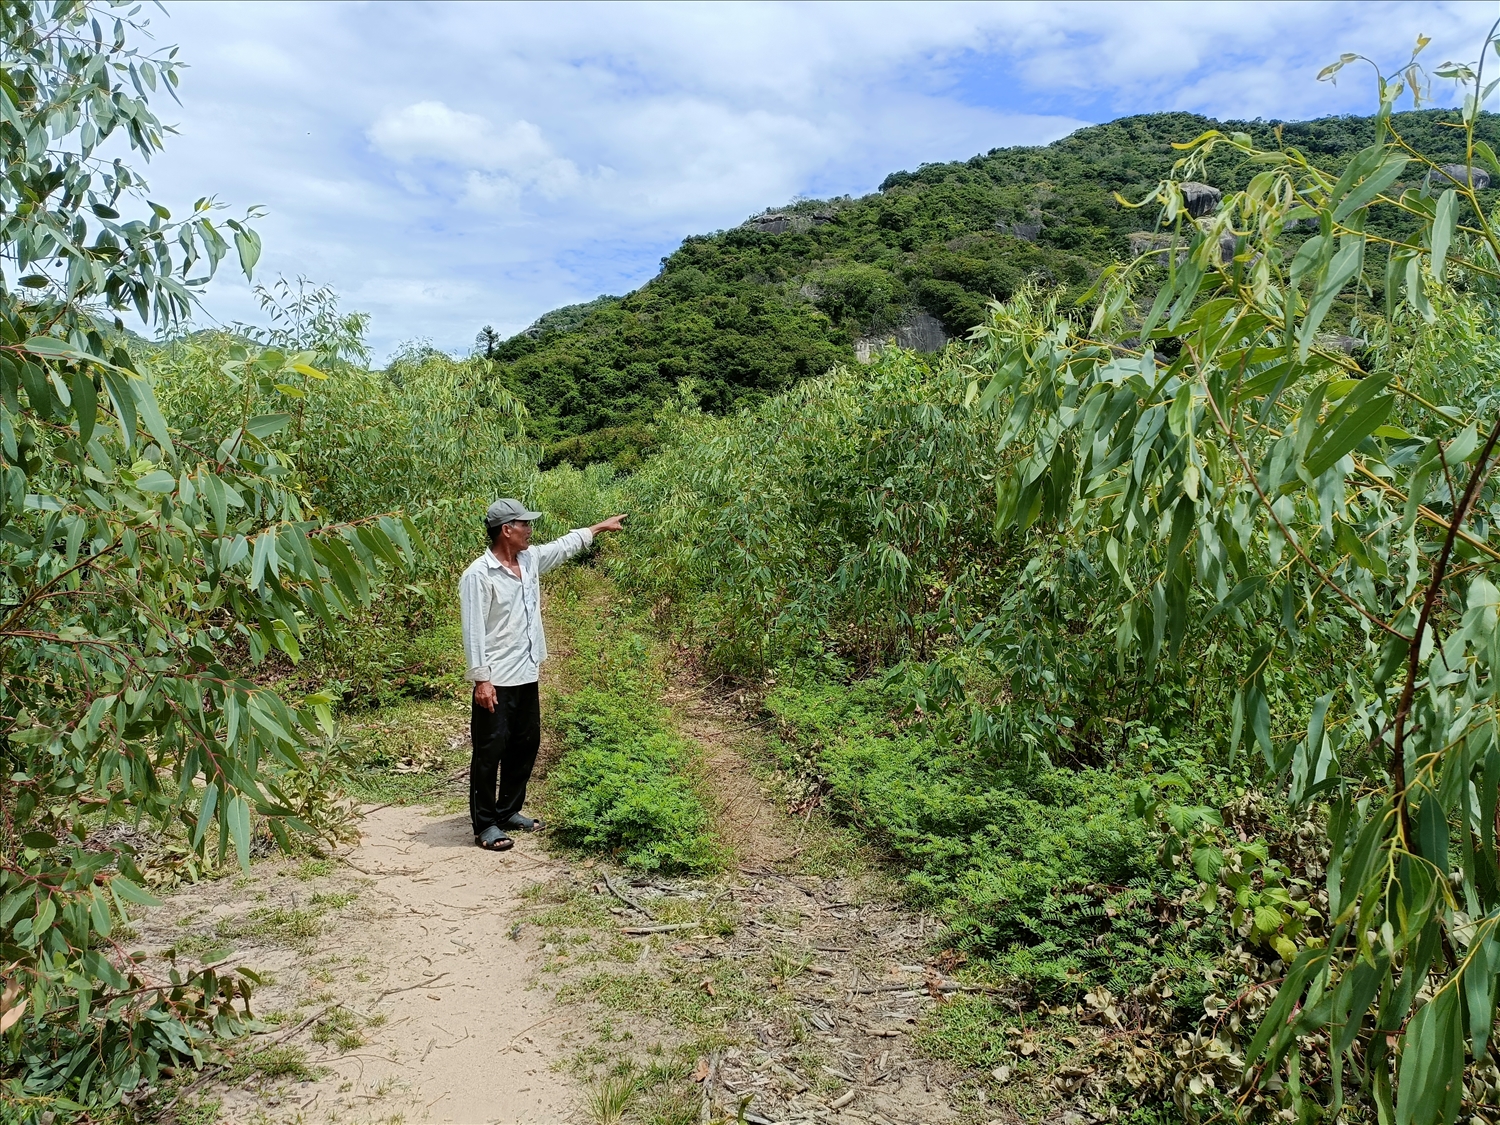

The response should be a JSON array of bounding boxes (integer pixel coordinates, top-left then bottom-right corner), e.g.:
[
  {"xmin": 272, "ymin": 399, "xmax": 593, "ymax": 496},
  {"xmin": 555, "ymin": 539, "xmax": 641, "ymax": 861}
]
[
  {"xmin": 475, "ymin": 825, "xmax": 514, "ymax": 851},
  {"xmin": 503, "ymin": 813, "xmax": 545, "ymax": 832}
]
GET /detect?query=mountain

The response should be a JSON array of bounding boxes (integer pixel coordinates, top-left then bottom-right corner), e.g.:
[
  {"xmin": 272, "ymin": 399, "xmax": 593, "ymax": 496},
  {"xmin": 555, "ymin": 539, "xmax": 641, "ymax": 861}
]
[{"xmin": 480, "ymin": 109, "xmax": 1496, "ymax": 466}]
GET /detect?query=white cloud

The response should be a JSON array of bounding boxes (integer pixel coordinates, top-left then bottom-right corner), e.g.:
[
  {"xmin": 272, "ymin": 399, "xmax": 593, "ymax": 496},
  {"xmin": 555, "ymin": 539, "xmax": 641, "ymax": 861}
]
[
  {"xmin": 369, "ymin": 103, "xmax": 582, "ymax": 198},
  {"xmin": 369, "ymin": 100, "xmax": 493, "ymax": 164},
  {"xmin": 136, "ymin": 1, "xmax": 1497, "ymax": 360}
]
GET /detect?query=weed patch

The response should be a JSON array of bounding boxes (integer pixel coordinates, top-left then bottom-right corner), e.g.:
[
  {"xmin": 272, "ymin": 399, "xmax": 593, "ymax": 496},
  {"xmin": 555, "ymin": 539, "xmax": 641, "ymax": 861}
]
[
  {"xmin": 344, "ymin": 698, "xmax": 469, "ymax": 806},
  {"xmin": 226, "ymin": 1044, "xmax": 320, "ymax": 1086},
  {"xmin": 543, "ymin": 581, "xmax": 722, "ymax": 873},
  {"xmin": 765, "ymin": 677, "xmax": 1229, "ymax": 1010}
]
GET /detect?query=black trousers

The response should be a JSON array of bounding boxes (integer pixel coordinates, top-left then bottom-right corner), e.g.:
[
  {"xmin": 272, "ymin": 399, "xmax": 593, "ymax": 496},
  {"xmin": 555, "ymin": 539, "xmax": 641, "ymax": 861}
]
[{"xmin": 469, "ymin": 682, "xmax": 541, "ymax": 837}]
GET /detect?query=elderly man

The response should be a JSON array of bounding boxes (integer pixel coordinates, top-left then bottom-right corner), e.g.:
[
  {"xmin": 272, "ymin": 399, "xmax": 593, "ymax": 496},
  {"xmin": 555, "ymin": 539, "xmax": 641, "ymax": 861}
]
[{"xmin": 460, "ymin": 498, "xmax": 627, "ymax": 851}]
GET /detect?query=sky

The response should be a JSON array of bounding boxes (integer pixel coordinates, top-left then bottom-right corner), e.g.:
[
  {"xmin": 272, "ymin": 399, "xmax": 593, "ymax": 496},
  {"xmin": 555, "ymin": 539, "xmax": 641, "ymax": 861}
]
[{"xmin": 130, "ymin": 0, "xmax": 1499, "ymax": 360}]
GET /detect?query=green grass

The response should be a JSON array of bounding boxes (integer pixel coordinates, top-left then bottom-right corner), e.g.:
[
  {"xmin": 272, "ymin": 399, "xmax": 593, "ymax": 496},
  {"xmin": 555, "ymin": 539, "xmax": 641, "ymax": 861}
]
[
  {"xmin": 225, "ymin": 1044, "xmax": 320, "ymax": 1086},
  {"xmin": 541, "ymin": 574, "xmax": 723, "ymax": 873},
  {"xmin": 343, "ymin": 697, "xmax": 469, "ymax": 806}
]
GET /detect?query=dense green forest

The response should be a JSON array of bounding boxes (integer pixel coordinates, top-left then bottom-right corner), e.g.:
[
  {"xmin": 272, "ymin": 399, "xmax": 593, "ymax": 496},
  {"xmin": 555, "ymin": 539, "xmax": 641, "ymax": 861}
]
[
  {"xmin": 8, "ymin": 4, "xmax": 1500, "ymax": 1123},
  {"xmin": 491, "ymin": 108, "xmax": 1499, "ymax": 465}
]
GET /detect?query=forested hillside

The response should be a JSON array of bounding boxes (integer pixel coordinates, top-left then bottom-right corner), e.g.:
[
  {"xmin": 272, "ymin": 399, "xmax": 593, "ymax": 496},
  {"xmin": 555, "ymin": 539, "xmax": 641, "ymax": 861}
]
[{"xmin": 490, "ymin": 109, "xmax": 1499, "ymax": 465}]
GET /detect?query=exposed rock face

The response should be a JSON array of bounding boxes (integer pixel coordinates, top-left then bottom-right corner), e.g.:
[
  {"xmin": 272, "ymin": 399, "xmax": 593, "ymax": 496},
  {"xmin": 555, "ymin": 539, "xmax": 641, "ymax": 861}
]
[
  {"xmin": 896, "ymin": 312, "xmax": 949, "ymax": 353},
  {"xmin": 745, "ymin": 210, "xmax": 838, "ymax": 235},
  {"xmin": 1317, "ymin": 334, "xmax": 1363, "ymax": 355},
  {"xmin": 1130, "ymin": 228, "xmax": 1240, "ymax": 265},
  {"xmin": 854, "ymin": 312, "xmax": 951, "ymax": 363},
  {"xmin": 1430, "ymin": 164, "xmax": 1493, "ymax": 190},
  {"xmin": 996, "ymin": 211, "xmax": 1043, "ymax": 241},
  {"xmin": 1129, "ymin": 231, "xmax": 1175, "ymax": 257},
  {"xmin": 1180, "ymin": 182, "xmax": 1221, "ymax": 218}
]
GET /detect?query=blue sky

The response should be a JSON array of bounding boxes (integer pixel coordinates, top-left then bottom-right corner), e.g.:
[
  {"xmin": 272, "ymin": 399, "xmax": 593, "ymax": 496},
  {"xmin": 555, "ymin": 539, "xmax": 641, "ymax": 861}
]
[{"xmin": 138, "ymin": 1, "xmax": 1498, "ymax": 360}]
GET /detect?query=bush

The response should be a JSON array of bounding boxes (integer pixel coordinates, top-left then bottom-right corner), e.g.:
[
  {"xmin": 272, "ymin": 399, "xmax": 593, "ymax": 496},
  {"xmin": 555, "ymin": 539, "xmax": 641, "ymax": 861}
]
[
  {"xmin": 542, "ymin": 581, "xmax": 721, "ymax": 873},
  {"xmin": 765, "ymin": 678, "xmax": 1223, "ymax": 1007},
  {"xmin": 548, "ymin": 687, "xmax": 721, "ymax": 873}
]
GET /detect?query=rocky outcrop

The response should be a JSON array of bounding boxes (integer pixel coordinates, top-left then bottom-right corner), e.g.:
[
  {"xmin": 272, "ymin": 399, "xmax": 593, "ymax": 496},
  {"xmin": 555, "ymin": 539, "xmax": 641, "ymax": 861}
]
[
  {"xmin": 745, "ymin": 210, "xmax": 838, "ymax": 235},
  {"xmin": 896, "ymin": 312, "xmax": 949, "ymax": 353},
  {"xmin": 1128, "ymin": 228, "xmax": 1240, "ymax": 265},
  {"xmin": 854, "ymin": 312, "xmax": 950, "ymax": 363},
  {"xmin": 1219, "ymin": 231, "xmax": 1239, "ymax": 264},
  {"xmin": 1429, "ymin": 164, "xmax": 1492, "ymax": 191},
  {"xmin": 996, "ymin": 211, "xmax": 1043, "ymax": 241},
  {"xmin": 750, "ymin": 213, "xmax": 791, "ymax": 234},
  {"xmin": 1316, "ymin": 334, "xmax": 1363, "ymax": 355},
  {"xmin": 853, "ymin": 336, "xmax": 887, "ymax": 364},
  {"xmin": 1129, "ymin": 231, "xmax": 1176, "ymax": 257},
  {"xmin": 1180, "ymin": 182, "xmax": 1221, "ymax": 218}
]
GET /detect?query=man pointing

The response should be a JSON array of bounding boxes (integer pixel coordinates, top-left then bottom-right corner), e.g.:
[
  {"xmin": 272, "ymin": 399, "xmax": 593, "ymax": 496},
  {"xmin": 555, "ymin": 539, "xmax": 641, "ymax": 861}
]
[{"xmin": 459, "ymin": 498, "xmax": 627, "ymax": 851}]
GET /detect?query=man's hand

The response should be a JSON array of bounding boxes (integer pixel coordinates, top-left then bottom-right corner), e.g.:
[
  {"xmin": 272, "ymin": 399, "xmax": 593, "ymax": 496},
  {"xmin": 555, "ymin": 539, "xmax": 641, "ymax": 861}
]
[
  {"xmin": 474, "ymin": 680, "xmax": 497, "ymax": 712},
  {"xmin": 590, "ymin": 514, "xmax": 627, "ymax": 534}
]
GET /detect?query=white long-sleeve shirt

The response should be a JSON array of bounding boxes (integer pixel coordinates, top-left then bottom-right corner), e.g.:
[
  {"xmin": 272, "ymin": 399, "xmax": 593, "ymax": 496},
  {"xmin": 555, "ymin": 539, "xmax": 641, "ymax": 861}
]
[{"xmin": 459, "ymin": 528, "xmax": 594, "ymax": 688}]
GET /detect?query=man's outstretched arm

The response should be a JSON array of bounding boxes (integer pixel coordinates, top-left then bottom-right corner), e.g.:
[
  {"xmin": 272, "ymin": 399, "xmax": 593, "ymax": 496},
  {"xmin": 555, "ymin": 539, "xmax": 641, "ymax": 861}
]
[{"xmin": 533, "ymin": 515, "xmax": 628, "ymax": 575}]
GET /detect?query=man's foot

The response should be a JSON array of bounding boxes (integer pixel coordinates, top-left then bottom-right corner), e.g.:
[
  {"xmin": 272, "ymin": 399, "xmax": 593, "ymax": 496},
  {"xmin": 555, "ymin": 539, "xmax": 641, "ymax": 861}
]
[
  {"xmin": 475, "ymin": 825, "xmax": 514, "ymax": 850},
  {"xmin": 503, "ymin": 813, "xmax": 545, "ymax": 832}
]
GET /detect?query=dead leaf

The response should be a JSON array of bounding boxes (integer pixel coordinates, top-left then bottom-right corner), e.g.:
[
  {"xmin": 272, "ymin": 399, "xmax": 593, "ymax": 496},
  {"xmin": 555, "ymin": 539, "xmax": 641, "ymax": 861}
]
[
  {"xmin": 701, "ymin": 978, "xmax": 717, "ymax": 998},
  {"xmin": 0, "ymin": 997, "xmax": 26, "ymax": 1034},
  {"xmin": 691, "ymin": 1057, "xmax": 711, "ymax": 1083}
]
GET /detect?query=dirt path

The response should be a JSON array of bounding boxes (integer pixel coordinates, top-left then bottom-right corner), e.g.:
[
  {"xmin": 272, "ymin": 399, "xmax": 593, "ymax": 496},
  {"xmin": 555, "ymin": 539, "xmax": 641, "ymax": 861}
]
[
  {"xmin": 144, "ymin": 602, "xmax": 970, "ymax": 1124},
  {"xmin": 144, "ymin": 804, "xmax": 585, "ymax": 1124}
]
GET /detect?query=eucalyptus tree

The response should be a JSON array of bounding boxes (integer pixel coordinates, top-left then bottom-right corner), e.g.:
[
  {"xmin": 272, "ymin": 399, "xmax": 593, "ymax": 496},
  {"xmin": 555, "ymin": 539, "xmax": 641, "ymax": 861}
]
[
  {"xmin": 0, "ymin": 1, "xmax": 413, "ymax": 1112},
  {"xmin": 968, "ymin": 29, "xmax": 1500, "ymax": 1121}
]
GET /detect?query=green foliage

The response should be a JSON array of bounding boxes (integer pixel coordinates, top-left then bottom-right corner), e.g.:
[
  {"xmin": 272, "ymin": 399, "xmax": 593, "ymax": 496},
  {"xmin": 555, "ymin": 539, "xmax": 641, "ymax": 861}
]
[
  {"xmin": 604, "ymin": 38, "xmax": 1500, "ymax": 1116},
  {"xmin": 765, "ymin": 678, "xmax": 1226, "ymax": 1006},
  {"xmin": 0, "ymin": 3, "xmax": 414, "ymax": 1114},
  {"xmin": 491, "ymin": 108, "xmax": 1500, "ymax": 458},
  {"xmin": 950, "ymin": 39, "xmax": 1500, "ymax": 1120},
  {"xmin": 544, "ymin": 583, "xmax": 721, "ymax": 873}
]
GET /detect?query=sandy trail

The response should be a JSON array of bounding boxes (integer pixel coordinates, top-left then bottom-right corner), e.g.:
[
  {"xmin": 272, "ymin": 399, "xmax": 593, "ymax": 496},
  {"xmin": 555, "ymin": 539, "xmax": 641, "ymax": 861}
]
[{"xmin": 154, "ymin": 805, "xmax": 583, "ymax": 1124}]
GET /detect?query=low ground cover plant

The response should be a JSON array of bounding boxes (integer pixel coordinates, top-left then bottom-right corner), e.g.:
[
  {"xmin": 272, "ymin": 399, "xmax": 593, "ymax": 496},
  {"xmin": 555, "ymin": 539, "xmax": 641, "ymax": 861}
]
[{"xmin": 544, "ymin": 578, "xmax": 722, "ymax": 873}]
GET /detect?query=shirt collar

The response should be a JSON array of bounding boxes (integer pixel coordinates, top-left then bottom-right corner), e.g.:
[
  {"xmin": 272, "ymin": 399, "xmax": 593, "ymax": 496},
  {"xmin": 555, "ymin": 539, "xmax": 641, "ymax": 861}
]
[{"xmin": 483, "ymin": 549, "xmax": 528, "ymax": 570}]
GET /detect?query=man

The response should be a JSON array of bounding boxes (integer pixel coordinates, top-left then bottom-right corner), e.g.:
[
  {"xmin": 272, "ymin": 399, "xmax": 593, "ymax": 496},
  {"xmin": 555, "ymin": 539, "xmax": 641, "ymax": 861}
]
[{"xmin": 459, "ymin": 498, "xmax": 627, "ymax": 851}]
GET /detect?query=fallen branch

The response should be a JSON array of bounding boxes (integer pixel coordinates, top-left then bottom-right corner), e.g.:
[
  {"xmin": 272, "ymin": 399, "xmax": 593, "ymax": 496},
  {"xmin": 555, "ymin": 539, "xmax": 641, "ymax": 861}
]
[
  {"xmin": 266, "ymin": 1002, "xmax": 338, "ymax": 1045},
  {"xmin": 376, "ymin": 972, "xmax": 449, "ymax": 1000},
  {"xmin": 502, "ymin": 1010, "xmax": 564, "ymax": 1052},
  {"xmin": 601, "ymin": 871, "xmax": 655, "ymax": 920},
  {"xmin": 622, "ymin": 922, "xmax": 698, "ymax": 935},
  {"xmin": 851, "ymin": 979, "xmax": 998, "ymax": 995}
]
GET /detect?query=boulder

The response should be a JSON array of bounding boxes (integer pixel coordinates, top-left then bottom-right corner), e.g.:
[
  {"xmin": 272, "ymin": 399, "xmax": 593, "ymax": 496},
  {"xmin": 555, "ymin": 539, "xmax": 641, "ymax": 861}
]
[
  {"xmin": 895, "ymin": 312, "xmax": 950, "ymax": 354},
  {"xmin": 749, "ymin": 213, "xmax": 791, "ymax": 234},
  {"xmin": 854, "ymin": 312, "xmax": 950, "ymax": 363},
  {"xmin": 1316, "ymin": 334, "xmax": 1363, "ymax": 355},
  {"xmin": 1128, "ymin": 231, "xmax": 1175, "ymax": 257},
  {"xmin": 811, "ymin": 211, "xmax": 836, "ymax": 225},
  {"xmin": 1429, "ymin": 163, "xmax": 1492, "ymax": 191},
  {"xmin": 853, "ymin": 335, "xmax": 891, "ymax": 364},
  {"xmin": 1179, "ymin": 182, "xmax": 1221, "ymax": 218}
]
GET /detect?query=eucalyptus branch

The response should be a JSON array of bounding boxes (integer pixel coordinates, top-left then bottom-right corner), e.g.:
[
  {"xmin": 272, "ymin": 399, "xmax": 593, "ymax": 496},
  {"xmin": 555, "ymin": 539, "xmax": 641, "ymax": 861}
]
[
  {"xmin": 1195, "ymin": 347, "xmax": 1412, "ymax": 643},
  {"xmin": 1390, "ymin": 412, "xmax": 1500, "ymax": 847}
]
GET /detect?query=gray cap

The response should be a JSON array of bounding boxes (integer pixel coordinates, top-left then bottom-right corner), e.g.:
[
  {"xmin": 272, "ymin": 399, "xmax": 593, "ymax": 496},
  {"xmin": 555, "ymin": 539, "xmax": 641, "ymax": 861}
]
[{"xmin": 484, "ymin": 498, "xmax": 542, "ymax": 529}]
